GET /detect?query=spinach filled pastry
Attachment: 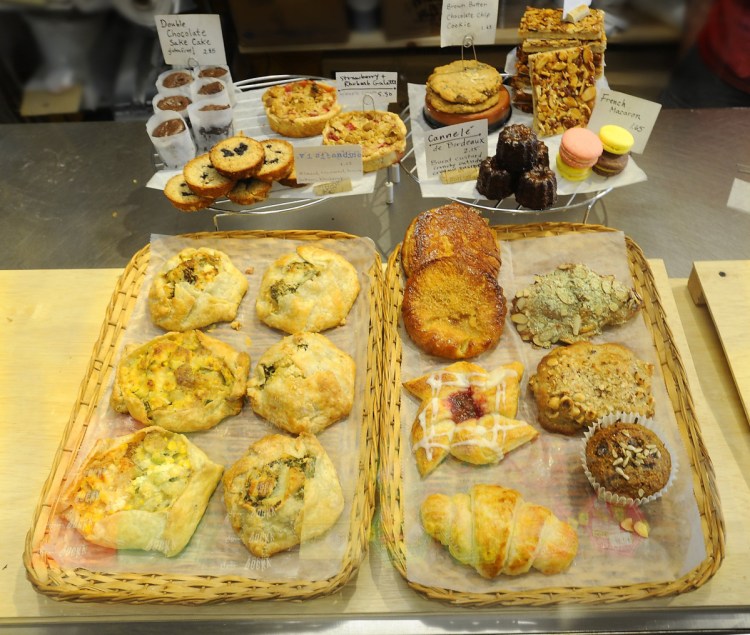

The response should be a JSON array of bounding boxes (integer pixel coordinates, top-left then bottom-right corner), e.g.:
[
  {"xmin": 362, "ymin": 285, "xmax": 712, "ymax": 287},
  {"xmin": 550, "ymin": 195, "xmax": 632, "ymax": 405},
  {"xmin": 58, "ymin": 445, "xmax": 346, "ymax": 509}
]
[
  {"xmin": 223, "ymin": 432, "xmax": 345, "ymax": 557},
  {"xmin": 148, "ymin": 246, "xmax": 249, "ymax": 332},
  {"xmin": 60, "ymin": 426, "xmax": 223, "ymax": 557},
  {"xmin": 255, "ymin": 244, "xmax": 360, "ymax": 334},
  {"xmin": 111, "ymin": 330, "xmax": 250, "ymax": 432}
]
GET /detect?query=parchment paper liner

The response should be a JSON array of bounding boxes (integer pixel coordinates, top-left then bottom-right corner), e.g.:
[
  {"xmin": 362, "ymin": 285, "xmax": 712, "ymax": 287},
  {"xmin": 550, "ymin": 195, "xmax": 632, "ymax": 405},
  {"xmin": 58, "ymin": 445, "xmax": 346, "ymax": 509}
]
[{"xmin": 581, "ymin": 411, "xmax": 679, "ymax": 507}]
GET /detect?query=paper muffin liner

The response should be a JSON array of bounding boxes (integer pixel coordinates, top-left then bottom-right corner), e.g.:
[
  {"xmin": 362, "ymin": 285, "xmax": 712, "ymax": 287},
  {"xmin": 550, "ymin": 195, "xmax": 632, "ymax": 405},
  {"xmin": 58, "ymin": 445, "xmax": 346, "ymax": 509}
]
[{"xmin": 580, "ymin": 411, "xmax": 679, "ymax": 507}]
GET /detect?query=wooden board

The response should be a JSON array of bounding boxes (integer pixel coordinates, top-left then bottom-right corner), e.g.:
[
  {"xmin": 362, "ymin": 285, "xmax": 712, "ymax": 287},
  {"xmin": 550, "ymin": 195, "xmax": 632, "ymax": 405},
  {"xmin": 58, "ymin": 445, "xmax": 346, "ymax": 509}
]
[{"xmin": 688, "ymin": 260, "xmax": 750, "ymax": 424}]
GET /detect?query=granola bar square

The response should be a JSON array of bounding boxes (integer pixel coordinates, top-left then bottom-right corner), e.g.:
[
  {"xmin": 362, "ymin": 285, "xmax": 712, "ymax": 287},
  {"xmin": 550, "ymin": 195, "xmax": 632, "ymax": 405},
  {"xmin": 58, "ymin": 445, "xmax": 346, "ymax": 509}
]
[
  {"xmin": 519, "ymin": 7, "xmax": 605, "ymax": 40},
  {"xmin": 528, "ymin": 46, "xmax": 597, "ymax": 137}
]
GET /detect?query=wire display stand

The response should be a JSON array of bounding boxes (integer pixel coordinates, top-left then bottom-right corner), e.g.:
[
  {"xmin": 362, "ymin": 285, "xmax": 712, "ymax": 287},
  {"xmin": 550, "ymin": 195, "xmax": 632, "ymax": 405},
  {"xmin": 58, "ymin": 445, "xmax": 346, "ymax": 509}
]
[{"xmin": 398, "ymin": 105, "xmax": 612, "ymax": 224}]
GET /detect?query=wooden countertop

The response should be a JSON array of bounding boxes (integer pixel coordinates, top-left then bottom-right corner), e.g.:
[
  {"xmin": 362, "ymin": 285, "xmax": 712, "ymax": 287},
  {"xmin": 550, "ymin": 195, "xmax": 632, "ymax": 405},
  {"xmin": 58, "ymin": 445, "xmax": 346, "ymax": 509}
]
[{"xmin": 1, "ymin": 262, "xmax": 748, "ymax": 630}]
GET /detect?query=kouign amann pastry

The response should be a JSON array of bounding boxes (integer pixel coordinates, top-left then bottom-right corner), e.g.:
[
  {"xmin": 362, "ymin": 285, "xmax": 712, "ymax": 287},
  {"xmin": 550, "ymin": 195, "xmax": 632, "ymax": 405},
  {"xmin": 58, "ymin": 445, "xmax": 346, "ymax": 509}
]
[
  {"xmin": 423, "ymin": 59, "xmax": 511, "ymax": 131},
  {"xmin": 584, "ymin": 420, "xmax": 672, "ymax": 502},
  {"xmin": 421, "ymin": 484, "xmax": 578, "ymax": 578},
  {"xmin": 256, "ymin": 244, "xmax": 360, "ymax": 334},
  {"xmin": 400, "ymin": 202, "xmax": 500, "ymax": 278},
  {"xmin": 322, "ymin": 110, "xmax": 407, "ymax": 172},
  {"xmin": 262, "ymin": 79, "xmax": 341, "ymax": 138},
  {"xmin": 209, "ymin": 133, "xmax": 265, "ymax": 179},
  {"xmin": 111, "ymin": 330, "xmax": 250, "ymax": 432},
  {"xmin": 402, "ymin": 257, "xmax": 507, "ymax": 359},
  {"xmin": 405, "ymin": 361, "xmax": 536, "ymax": 476},
  {"xmin": 60, "ymin": 426, "xmax": 223, "ymax": 557},
  {"xmin": 148, "ymin": 246, "xmax": 249, "ymax": 331},
  {"xmin": 510, "ymin": 262, "xmax": 642, "ymax": 348},
  {"xmin": 246, "ymin": 332, "xmax": 355, "ymax": 435},
  {"xmin": 223, "ymin": 432, "xmax": 344, "ymax": 558},
  {"xmin": 528, "ymin": 342, "xmax": 655, "ymax": 435},
  {"xmin": 164, "ymin": 173, "xmax": 214, "ymax": 212},
  {"xmin": 182, "ymin": 153, "xmax": 235, "ymax": 198}
]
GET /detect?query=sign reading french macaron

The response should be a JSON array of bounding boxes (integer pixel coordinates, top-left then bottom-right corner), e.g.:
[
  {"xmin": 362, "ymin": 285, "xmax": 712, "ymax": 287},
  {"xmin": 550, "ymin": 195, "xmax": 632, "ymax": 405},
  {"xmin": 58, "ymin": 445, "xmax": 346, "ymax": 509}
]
[{"xmin": 587, "ymin": 89, "xmax": 661, "ymax": 154}]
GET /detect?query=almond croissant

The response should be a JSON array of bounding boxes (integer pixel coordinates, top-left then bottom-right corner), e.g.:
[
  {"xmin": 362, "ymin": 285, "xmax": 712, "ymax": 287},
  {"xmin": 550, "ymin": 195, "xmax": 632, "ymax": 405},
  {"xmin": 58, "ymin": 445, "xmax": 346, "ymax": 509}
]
[{"xmin": 420, "ymin": 484, "xmax": 578, "ymax": 578}]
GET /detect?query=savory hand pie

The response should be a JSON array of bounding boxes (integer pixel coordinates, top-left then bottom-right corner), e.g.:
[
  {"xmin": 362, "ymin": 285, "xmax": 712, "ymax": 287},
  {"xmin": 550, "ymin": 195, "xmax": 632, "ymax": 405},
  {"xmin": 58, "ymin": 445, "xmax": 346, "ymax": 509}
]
[
  {"xmin": 223, "ymin": 432, "xmax": 345, "ymax": 557},
  {"xmin": 60, "ymin": 426, "xmax": 223, "ymax": 557},
  {"xmin": 246, "ymin": 332, "xmax": 355, "ymax": 435},
  {"xmin": 111, "ymin": 330, "xmax": 250, "ymax": 432},
  {"xmin": 528, "ymin": 342, "xmax": 656, "ymax": 435},
  {"xmin": 255, "ymin": 244, "xmax": 360, "ymax": 334},
  {"xmin": 148, "ymin": 246, "xmax": 249, "ymax": 331},
  {"xmin": 404, "ymin": 361, "xmax": 537, "ymax": 476}
]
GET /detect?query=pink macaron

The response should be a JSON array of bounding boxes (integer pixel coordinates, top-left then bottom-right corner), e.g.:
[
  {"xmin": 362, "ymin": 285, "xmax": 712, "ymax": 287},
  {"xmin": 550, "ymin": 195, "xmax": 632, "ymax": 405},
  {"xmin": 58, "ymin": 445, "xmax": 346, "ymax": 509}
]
[{"xmin": 558, "ymin": 127, "xmax": 603, "ymax": 170}]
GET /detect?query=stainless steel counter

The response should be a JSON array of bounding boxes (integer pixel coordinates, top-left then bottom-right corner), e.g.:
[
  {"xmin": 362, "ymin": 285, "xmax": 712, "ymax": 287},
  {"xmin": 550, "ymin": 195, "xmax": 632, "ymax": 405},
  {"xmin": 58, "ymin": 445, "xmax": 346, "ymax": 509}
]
[{"xmin": 1, "ymin": 108, "xmax": 748, "ymax": 276}]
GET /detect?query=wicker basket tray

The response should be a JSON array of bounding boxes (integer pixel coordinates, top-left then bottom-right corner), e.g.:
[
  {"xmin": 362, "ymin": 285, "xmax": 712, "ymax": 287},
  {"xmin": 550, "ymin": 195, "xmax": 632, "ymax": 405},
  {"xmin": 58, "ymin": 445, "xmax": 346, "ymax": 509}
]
[
  {"xmin": 379, "ymin": 222, "xmax": 725, "ymax": 606},
  {"xmin": 24, "ymin": 230, "xmax": 383, "ymax": 604}
]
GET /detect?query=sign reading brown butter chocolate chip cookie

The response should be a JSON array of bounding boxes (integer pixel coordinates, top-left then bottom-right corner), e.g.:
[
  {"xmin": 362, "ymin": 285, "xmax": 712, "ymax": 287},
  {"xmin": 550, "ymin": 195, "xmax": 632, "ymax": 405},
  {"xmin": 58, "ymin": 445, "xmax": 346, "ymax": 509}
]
[{"xmin": 256, "ymin": 244, "xmax": 360, "ymax": 334}]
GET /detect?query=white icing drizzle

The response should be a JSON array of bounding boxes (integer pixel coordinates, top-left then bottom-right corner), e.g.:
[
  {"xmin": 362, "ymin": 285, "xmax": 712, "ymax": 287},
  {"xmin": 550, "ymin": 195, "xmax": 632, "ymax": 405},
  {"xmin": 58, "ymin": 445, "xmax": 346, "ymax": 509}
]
[{"xmin": 411, "ymin": 366, "xmax": 520, "ymax": 462}]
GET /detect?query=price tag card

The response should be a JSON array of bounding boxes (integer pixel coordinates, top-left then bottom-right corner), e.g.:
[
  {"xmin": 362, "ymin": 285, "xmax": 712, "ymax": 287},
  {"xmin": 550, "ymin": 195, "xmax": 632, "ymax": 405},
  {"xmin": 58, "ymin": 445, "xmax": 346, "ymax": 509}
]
[
  {"xmin": 294, "ymin": 145, "xmax": 363, "ymax": 185},
  {"xmin": 441, "ymin": 0, "xmax": 499, "ymax": 47},
  {"xmin": 155, "ymin": 14, "xmax": 226, "ymax": 66},
  {"xmin": 588, "ymin": 89, "xmax": 661, "ymax": 154},
  {"xmin": 424, "ymin": 119, "xmax": 488, "ymax": 178},
  {"xmin": 336, "ymin": 72, "xmax": 398, "ymax": 110}
]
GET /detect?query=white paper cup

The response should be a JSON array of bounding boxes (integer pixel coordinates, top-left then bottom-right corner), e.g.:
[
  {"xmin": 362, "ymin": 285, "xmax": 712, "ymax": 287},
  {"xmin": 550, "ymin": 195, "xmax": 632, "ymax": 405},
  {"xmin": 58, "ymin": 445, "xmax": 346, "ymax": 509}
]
[
  {"xmin": 187, "ymin": 96, "xmax": 234, "ymax": 153},
  {"xmin": 152, "ymin": 92, "xmax": 193, "ymax": 119},
  {"xmin": 581, "ymin": 412, "xmax": 678, "ymax": 507},
  {"xmin": 146, "ymin": 111, "xmax": 196, "ymax": 169},
  {"xmin": 155, "ymin": 68, "xmax": 195, "ymax": 98},
  {"xmin": 191, "ymin": 76, "xmax": 235, "ymax": 107}
]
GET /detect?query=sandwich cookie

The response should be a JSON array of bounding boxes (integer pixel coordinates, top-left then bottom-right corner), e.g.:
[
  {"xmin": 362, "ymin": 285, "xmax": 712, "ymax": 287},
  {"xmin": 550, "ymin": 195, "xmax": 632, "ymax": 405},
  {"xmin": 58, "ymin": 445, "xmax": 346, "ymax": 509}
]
[
  {"xmin": 556, "ymin": 126, "xmax": 603, "ymax": 181},
  {"xmin": 593, "ymin": 125, "xmax": 634, "ymax": 177}
]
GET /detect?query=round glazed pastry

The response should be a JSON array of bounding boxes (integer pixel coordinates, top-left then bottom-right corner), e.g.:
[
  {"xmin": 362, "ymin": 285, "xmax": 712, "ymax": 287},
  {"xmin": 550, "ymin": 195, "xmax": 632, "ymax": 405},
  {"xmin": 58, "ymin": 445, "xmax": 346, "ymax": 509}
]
[
  {"xmin": 256, "ymin": 244, "xmax": 360, "ymax": 334},
  {"xmin": 515, "ymin": 166, "xmax": 558, "ymax": 210},
  {"xmin": 401, "ymin": 202, "xmax": 500, "ymax": 279},
  {"xmin": 402, "ymin": 257, "xmax": 507, "ymax": 359},
  {"xmin": 584, "ymin": 419, "xmax": 672, "ymax": 503},
  {"xmin": 246, "ymin": 332, "xmax": 356, "ymax": 435},
  {"xmin": 223, "ymin": 432, "xmax": 345, "ymax": 557},
  {"xmin": 476, "ymin": 156, "xmax": 515, "ymax": 201}
]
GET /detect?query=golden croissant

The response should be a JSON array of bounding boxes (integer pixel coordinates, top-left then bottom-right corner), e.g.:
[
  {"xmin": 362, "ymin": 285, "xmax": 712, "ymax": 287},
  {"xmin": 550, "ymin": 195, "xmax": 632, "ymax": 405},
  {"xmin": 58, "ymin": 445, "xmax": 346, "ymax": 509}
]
[{"xmin": 421, "ymin": 484, "xmax": 578, "ymax": 578}]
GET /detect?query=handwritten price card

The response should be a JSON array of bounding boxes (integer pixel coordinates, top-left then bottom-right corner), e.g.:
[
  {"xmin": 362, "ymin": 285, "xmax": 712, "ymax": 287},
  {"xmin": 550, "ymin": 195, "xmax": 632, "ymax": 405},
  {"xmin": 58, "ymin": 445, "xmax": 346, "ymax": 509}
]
[
  {"xmin": 588, "ymin": 89, "xmax": 661, "ymax": 154},
  {"xmin": 294, "ymin": 145, "xmax": 363, "ymax": 185},
  {"xmin": 155, "ymin": 14, "xmax": 226, "ymax": 66},
  {"xmin": 424, "ymin": 119, "xmax": 488, "ymax": 178},
  {"xmin": 441, "ymin": 0, "xmax": 499, "ymax": 47},
  {"xmin": 336, "ymin": 72, "xmax": 398, "ymax": 110}
]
